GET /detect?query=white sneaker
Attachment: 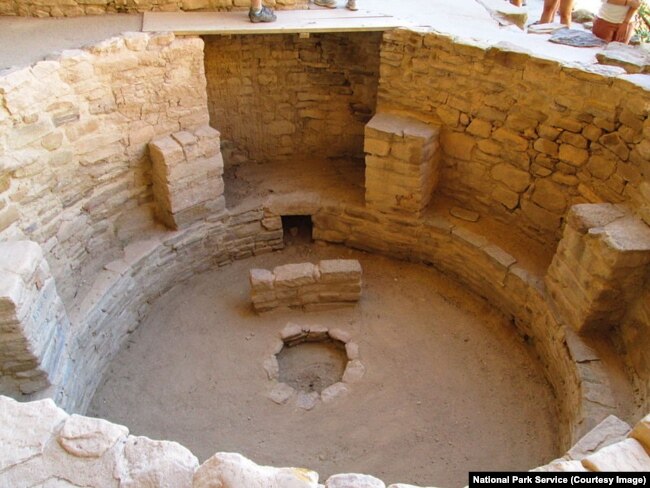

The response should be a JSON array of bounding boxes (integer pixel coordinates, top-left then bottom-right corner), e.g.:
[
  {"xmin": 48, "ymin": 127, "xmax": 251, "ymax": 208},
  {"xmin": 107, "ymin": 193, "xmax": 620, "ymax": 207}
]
[
  {"xmin": 314, "ymin": 0, "xmax": 337, "ymax": 7},
  {"xmin": 346, "ymin": 0, "xmax": 358, "ymax": 10}
]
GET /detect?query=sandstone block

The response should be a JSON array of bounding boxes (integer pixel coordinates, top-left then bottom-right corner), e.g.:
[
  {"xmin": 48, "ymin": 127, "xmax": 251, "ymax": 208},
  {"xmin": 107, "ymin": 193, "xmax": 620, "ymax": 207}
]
[
  {"xmin": 630, "ymin": 414, "xmax": 650, "ymax": 450},
  {"xmin": 58, "ymin": 414, "xmax": 128, "ymax": 458},
  {"xmin": 194, "ymin": 452, "xmax": 318, "ymax": 488},
  {"xmin": 274, "ymin": 263, "xmax": 318, "ymax": 287},
  {"xmin": 320, "ymin": 382, "xmax": 350, "ymax": 403},
  {"xmin": 116, "ymin": 436, "xmax": 198, "ymax": 488},
  {"xmin": 319, "ymin": 259, "xmax": 362, "ymax": 283},
  {"xmin": 326, "ymin": 473, "xmax": 386, "ymax": 488},
  {"xmin": 581, "ymin": 438, "xmax": 650, "ymax": 471},
  {"xmin": 250, "ymin": 268, "xmax": 274, "ymax": 291},
  {"xmin": 0, "ymin": 396, "xmax": 68, "ymax": 471},
  {"xmin": 566, "ymin": 415, "xmax": 631, "ymax": 460}
]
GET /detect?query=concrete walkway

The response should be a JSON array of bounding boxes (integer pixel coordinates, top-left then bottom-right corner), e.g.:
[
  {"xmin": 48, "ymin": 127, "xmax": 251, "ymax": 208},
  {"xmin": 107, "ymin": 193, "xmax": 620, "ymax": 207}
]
[{"xmin": 0, "ymin": 0, "xmax": 605, "ymax": 71}]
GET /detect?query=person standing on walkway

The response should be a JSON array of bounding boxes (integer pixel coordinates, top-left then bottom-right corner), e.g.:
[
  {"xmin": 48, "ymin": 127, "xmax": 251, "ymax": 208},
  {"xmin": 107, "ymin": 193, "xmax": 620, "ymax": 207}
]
[
  {"xmin": 249, "ymin": 0, "xmax": 277, "ymax": 22},
  {"xmin": 592, "ymin": 0, "xmax": 641, "ymax": 43},
  {"xmin": 537, "ymin": 0, "xmax": 574, "ymax": 27}
]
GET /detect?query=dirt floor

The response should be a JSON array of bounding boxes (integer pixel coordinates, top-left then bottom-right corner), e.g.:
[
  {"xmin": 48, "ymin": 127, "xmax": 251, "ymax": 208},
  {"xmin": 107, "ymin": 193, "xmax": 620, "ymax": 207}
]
[{"xmin": 88, "ymin": 240, "xmax": 558, "ymax": 487}]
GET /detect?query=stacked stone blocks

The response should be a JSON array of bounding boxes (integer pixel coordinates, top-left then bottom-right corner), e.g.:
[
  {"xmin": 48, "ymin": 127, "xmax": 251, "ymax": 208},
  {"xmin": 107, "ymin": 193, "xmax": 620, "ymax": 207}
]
[
  {"xmin": 545, "ymin": 203, "xmax": 650, "ymax": 334},
  {"xmin": 250, "ymin": 259, "xmax": 362, "ymax": 312},
  {"xmin": 365, "ymin": 113, "xmax": 440, "ymax": 216},
  {"xmin": 0, "ymin": 241, "xmax": 68, "ymax": 396},
  {"xmin": 149, "ymin": 125, "xmax": 225, "ymax": 230}
]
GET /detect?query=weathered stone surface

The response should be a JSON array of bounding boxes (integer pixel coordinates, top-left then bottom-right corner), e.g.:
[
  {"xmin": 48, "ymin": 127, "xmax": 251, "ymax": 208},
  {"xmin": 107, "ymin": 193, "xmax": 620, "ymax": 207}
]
[
  {"xmin": 115, "ymin": 435, "xmax": 198, "ymax": 488},
  {"xmin": 319, "ymin": 260, "xmax": 362, "ymax": 283},
  {"xmin": 326, "ymin": 473, "xmax": 386, "ymax": 488},
  {"xmin": 450, "ymin": 206, "xmax": 480, "ymax": 222},
  {"xmin": 630, "ymin": 413, "xmax": 650, "ymax": 451},
  {"xmin": 582, "ymin": 438, "xmax": 650, "ymax": 471},
  {"xmin": 566, "ymin": 415, "xmax": 631, "ymax": 460},
  {"xmin": 274, "ymin": 263, "xmax": 319, "ymax": 287},
  {"xmin": 342, "ymin": 360, "xmax": 366, "ymax": 384},
  {"xmin": 58, "ymin": 414, "xmax": 128, "ymax": 458},
  {"xmin": 596, "ymin": 42, "xmax": 650, "ymax": 74},
  {"xmin": 549, "ymin": 29, "xmax": 606, "ymax": 47},
  {"xmin": 328, "ymin": 328, "xmax": 352, "ymax": 343},
  {"xmin": 194, "ymin": 452, "xmax": 318, "ymax": 488},
  {"xmin": 0, "ymin": 396, "xmax": 67, "ymax": 470},
  {"xmin": 296, "ymin": 391, "xmax": 320, "ymax": 411},
  {"xmin": 320, "ymin": 382, "xmax": 350, "ymax": 403},
  {"xmin": 268, "ymin": 382, "xmax": 296, "ymax": 405}
]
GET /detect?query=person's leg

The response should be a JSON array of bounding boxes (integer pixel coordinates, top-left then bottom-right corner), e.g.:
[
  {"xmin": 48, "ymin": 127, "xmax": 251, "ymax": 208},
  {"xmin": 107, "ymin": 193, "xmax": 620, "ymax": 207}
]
[
  {"xmin": 539, "ymin": 0, "xmax": 559, "ymax": 23},
  {"xmin": 592, "ymin": 16, "xmax": 617, "ymax": 41},
  {"xmin": 558, "ymin": 0, "xmax": 573, "ymax": 26},
  {"xmin": 249, "ymin": 0, "xmax": 276, "ymax": 22}
]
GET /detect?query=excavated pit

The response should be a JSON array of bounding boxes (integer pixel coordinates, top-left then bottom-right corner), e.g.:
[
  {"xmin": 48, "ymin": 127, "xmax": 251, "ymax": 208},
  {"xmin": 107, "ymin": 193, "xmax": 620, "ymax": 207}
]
[
  {"xmin": 89, "ymin": 242, "xmax": 558, "ymax": 487},
  {"xmin": 278, "ymin": 341, "xmax": 347, "ymax": 393}
]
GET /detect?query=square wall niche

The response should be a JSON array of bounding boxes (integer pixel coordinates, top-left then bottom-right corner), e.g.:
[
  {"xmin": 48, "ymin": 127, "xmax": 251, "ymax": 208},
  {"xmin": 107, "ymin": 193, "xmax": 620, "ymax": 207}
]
[{"xmin": 203, "ymin": 32, "xmax": 382, "ymax": 165}]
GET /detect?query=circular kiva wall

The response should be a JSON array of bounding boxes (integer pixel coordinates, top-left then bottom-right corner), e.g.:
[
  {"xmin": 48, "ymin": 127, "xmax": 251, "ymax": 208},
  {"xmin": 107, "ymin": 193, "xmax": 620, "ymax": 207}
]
[{"xmin": 0, "ymin": 26, "xmax": 649, "ymax": 480}]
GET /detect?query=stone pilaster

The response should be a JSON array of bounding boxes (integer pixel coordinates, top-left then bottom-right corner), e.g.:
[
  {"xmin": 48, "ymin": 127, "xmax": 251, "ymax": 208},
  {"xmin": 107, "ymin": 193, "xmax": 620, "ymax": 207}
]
[
  {"xmin": 149, "ymin": 125, "xmax": 225, "ymax": 230},
  {"xmin": 545, "ymin": 204, "xmax": 650, "ymax": 334},
  {"xmin": 364, "ymin": 113, "xmax": 440, "ymax": 216},
  {"xmin": 0, "ymin": 241, "xmax": 68, "ymax": 395}
]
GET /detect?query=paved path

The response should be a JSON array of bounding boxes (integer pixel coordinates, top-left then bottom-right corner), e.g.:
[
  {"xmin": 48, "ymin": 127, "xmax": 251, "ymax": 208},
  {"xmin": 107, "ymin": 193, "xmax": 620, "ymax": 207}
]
[{"xmin": 0, "ymin": 0, "xmax": 605, "ymax": 71}]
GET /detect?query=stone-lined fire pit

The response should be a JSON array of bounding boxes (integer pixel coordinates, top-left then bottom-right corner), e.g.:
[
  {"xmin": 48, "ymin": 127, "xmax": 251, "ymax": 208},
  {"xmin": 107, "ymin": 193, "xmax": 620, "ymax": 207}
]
[{"xmin": 264, "ymin": 323, "xmax": 365, "ymax": 410}]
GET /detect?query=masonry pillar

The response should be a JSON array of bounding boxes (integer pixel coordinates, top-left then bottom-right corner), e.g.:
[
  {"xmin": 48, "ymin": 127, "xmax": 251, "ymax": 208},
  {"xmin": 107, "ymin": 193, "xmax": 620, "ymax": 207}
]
[
  {"xmin": 364, "ymin": 113, "xmax": 440, "ymax": 216},
  {"xmin": 148, "ymin": 125, "xmax": 225, "ymax": 230},
  {"xmin": 0, "ymin": 241, "xmax": 69, "ymax": 395},
  {"xmin": 545, "ymin": 204, "xmax": 650, "ymax": 334}
]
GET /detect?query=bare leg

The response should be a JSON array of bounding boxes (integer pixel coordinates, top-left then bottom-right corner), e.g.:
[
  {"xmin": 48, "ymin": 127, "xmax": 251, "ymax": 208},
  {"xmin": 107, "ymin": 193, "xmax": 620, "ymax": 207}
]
[
  {"xmin": 558, "ymin": 0, "xmax": 573, "ymax": 26},
  {"xmin": 539, "ymin": 0, "xmax": 559, "ymax": 23},
  {"xmin": 251, "ymin": 0, "xmax": 261, "ymax": 10}
]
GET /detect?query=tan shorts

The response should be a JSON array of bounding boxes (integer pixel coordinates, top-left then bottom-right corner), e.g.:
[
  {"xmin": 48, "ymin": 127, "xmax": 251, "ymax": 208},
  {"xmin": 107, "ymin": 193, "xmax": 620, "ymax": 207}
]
[{"xmin": 592, "ymin": 16, "xmax": 633, "ymax": 43}]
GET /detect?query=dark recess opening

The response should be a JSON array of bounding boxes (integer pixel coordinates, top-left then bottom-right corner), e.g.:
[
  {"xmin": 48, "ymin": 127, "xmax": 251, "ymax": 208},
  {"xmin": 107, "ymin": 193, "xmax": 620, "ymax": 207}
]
[{"xmin": 282, "ymin": 215, "xmax": 313, "ymax": 245}]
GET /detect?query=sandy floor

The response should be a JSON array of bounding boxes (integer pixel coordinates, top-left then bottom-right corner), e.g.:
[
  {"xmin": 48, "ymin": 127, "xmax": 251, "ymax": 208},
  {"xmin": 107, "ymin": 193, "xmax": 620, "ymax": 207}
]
[{"xmin": 89, "ymin": 241, "xmax": 558, "ymax": 487}]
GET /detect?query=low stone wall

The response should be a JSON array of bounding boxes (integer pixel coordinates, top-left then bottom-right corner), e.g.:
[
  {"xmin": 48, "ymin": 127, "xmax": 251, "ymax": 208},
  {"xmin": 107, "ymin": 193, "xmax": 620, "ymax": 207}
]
[
  {"xmin": 250, "ymin": 259, "xmax": 362, "ymax": 312},
  {"xmin": 0, "ymin": 0, "xmax": 307, "ymax": 17},
  {"xmin": 204, "ymin": 32, "xmax": 381, "ymax": 163},
  {"xmin": 1, "ymin": 395, "xmax": 648, "ymax": 487}
]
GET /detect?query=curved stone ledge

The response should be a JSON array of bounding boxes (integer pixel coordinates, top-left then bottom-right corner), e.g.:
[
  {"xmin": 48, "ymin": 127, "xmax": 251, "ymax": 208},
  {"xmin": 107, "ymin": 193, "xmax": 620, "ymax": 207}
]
[{"xmin": 1, "ymin": 395, "xmax": 649, "ymax": 487}]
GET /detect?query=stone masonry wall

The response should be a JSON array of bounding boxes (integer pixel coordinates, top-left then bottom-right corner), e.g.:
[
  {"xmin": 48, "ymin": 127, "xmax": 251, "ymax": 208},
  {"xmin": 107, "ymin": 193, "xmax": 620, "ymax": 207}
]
[
  {"xmin": 250, "ymin": 259, "xmax": 362, "ymax": 312},
  {"xmin": 204, "ymin": 33, "xmax": 381, "ymax": 163},
  {"xmin": 0, "ymin": 32, "xmax": 208, "ymax": 306},
  {"xmin": 0, "ymin": 241, "xmax": 69, "ymax": 396},
  {"xmin": 378, "ymin": 29, "xmax": 650, "ymax": 246},
  {"xmin": 0, "ymin": 0, "xmax": 306, "ymax": 17}
]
